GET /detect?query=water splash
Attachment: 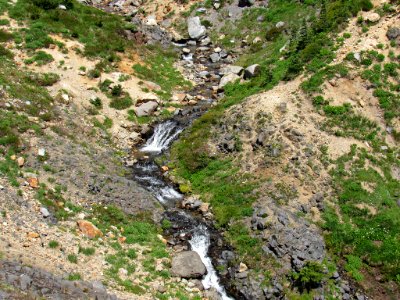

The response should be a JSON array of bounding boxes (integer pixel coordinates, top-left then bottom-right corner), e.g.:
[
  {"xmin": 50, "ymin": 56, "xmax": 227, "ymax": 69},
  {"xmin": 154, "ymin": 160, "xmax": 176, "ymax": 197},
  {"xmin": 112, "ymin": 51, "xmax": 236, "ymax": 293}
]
[
  {"xmin": 141, "ymin": 121, "xmax": 183, "ymax": 153},
  {"xmin": 189, "ymin": 226, "xmax": 233, "ymax": 300}
]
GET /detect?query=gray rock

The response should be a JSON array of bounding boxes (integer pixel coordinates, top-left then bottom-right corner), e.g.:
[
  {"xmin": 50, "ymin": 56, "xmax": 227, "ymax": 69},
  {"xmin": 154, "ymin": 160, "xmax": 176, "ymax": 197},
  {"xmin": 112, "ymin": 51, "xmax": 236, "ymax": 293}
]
[
  {"xmin": 187, "ymin": 17, "xmax": 206, "ymax": 40},
  {"xmin": 134, "ymin": 101, "xmax": 158, "ymax": 117},
  {"xmin": 257, "ymin": 15, "xmax": 265, "ymax": 22},
  {"xmin": 19, "ymin": 274, "xmax": 32, "ymax": 290},
  {"xmin": 387, "ymin": 27, "xmax": 400, "ymax": 40},
  {"xmin": 40, "ymin": 207, "xmax": 50, "ymax": 218},
  {"xmin": 210, "ymin": 53, "xmax": 220, "ymax": 63},
  {"xmin": 220, "ymin": 65, "xmax": 244, "ymax": 76},
  {"xmin": 171, "ymin": 251, "xmax": 206, "ymax": 278},
  {"xmin": 244, "ymin": 64, "xmax": 261, "ymax": 79},
  {"xmin": 276, "ymin": 21, "xmax": 285, "ymax": 29},
  {"xmin": 221, "ymin": 250, "xmax": 235, "ymax": 261},
  {"xmin": 218, "ymin": 73, "xmax": 240, "ymax": 90},
  {"xmin": 200, "ymin": 37, "xmax": 211, "ymax": 46}
]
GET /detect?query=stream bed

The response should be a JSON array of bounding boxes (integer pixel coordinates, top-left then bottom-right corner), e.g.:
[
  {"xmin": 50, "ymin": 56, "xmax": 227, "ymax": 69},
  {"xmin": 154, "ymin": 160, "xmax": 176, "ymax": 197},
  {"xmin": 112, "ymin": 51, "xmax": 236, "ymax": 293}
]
[{"xmin": 131, "ymin": 44, "xmax": 236, "ymax": 299}]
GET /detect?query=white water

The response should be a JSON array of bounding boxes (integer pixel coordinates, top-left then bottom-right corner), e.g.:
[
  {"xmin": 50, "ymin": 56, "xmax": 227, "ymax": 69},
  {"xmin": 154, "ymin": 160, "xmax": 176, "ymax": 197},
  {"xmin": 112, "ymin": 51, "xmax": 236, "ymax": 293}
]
[
  {"xmin": 138, "ymin": 121, "xmax": 233, "ymax": 299},
  {"xmin": 190, "ymin": 227, "xmax": 234, "ymax": 300},
  {"xmin": 141, "ymin": 121, "xmax": 183, "ymax": 153}
]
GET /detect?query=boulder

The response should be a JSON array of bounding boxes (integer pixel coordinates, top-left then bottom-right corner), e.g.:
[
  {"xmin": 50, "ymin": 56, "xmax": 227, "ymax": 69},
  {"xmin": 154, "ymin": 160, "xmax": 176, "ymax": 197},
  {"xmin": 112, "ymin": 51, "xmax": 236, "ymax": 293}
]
[
  {"xmin": 171, "ymin": 251, "xmax": 206, "ymax": 278},
  {"xmin": 387, "ymin": 27, "xmax": 400, "ymax": 40},
  {"xmin": 187, "ymin": 17, "xmax": 206, "ymax": 40},
  {"xmin": 77, "ymin": 220, "xmax": 103, "ymax": 239},
  {"xmin": 218, "ymin": 73, "xmax": 240, "ymax": 90},
  {"xmin": 244, "ymin": 64, "xmax": 261, "ymax": 79},
  {"xmin": 134, "ymin": 101, "xmax": 158, "ymax": 117},
  {"xmin": 220, "ymin": 65, "xmax": 244, "ymax": 76},
  {"xmin": 363, "ymin": 12, "xmax": 380, "ymax": 23}
]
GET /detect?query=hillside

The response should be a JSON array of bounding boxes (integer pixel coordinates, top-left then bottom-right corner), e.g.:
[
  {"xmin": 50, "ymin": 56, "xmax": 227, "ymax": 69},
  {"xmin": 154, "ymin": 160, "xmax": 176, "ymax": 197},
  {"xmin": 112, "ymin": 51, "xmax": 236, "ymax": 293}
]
[{"xmin": 0, "ymin": 0, "xmax": 399, "ymax": 299}]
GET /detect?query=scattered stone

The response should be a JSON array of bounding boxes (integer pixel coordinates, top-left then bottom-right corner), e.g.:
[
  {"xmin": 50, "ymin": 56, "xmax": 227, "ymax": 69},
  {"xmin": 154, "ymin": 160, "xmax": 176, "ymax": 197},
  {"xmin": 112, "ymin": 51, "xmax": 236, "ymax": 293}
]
[
  {"xmin": 182, "ymin": 48, "xmax": 191, "ymax": 54},
  {"xmin": 77, "ymin": 220, "xmax": 103, "ymax": 239},
  {"xmin": 40, "ymin": 207, "xmax": 50, "ymax": 218},
  {"xmin": 220, "ymin": 65, "xmax": 244, "ymax": 76},
  {"xmin": 363, "ymin": 12, "xmax": 380, "ymax": 23},
  {"xmin": 27, "ymin": 232, "xmax": 40, "ymax": 239},
  {"xmin": 276, "ymin": 21, "xmax": 285, "ymax": 29},
  {"xmin": 199, "ymin": 202, "xmax": 209, "ymax": 213},
  {"xmin": 187, "ymin": 17, "xmax": 206, "ymax": 40},
  {"xmin": 27, "ymin": 177, "xmax": 39, "ymax": 189},
  {"xmin": 244, "ymin": 64, "xmax": 261, "ymax": 79},
  {"xmin": 171, "ymin": 251, "xmax": 207, "ymax": 278},
  {"xmin": 218, "ymin": 73, "xmax": 240, "ymax": 90},
  {"xmin": 387, "ymin": 27, "xmax": 400, "ymax": 40},
  {"xmin": 17, "ymin": 157, "xmax": 25, "ymax": 167},
  {"xmin": 238, "ymin": 262, "xmax": 248, "ymax": 273},
  {"xmin": 146, "ymin": 15, "xmax": 157, "ymax": 26},
  {"xmin": 210, "ymin": 53, "xmax": 220, "ymax": 63},
  {"xmin": 134, "ymin": 101, "xmax": 158, "ymax": 117},
  {"xmin": 161, "ymin": 166, "xmax": 169, "ymax": 172},
  {"xmin": 38, "ymin": 148, "xmax": 46, "ymax": 157}
]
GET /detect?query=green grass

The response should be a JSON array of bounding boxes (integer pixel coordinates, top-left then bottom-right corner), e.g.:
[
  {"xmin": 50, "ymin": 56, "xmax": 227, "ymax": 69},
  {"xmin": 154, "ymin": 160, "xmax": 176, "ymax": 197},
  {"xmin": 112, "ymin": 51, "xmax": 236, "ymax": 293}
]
[
  {"xmin": 48, "ymin": 240, "xmax": 59, "ymax": 248},
  {"xmin": 67, "ymin": 273, "xmax": 81, "ymax": 281},
  {"xmin": 24, "ymin": 50, "xmax": 54, "ymax": 66},
  {"xmin": 133, "ymin": 46, "xmax": 192, "ymax": 100},
  {"xmin": 8, "ymin": 0, "xmax": 133, "ymax": 59},
  {"xmin": 322, "ymin": 146, "xmax": 400, "ymax": 283},
  {"xmin": 78, "ymin": 246, "xmax": 95, "ymax": 256},
  {"xmin": 67, "ymin": 254, "xmax": 78, "ymax": 263}
]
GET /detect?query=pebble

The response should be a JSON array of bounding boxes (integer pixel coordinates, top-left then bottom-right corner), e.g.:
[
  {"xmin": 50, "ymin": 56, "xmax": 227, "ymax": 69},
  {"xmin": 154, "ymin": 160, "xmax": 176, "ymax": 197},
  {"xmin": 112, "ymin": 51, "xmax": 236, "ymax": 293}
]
[{"xmin": 40, "ymin": 207, "xmax": 50, "ymax": 218}]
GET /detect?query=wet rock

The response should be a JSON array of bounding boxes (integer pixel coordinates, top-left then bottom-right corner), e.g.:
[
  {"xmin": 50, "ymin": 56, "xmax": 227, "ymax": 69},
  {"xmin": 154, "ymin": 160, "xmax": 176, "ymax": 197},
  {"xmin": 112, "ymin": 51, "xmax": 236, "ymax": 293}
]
[
  {"xmin": 244, "ymin": 64, "xmax": 261, "ymax": 79},
  {"xmin": 134, "ymin": 101, "xmax": 158, "ymax": 117},
  {"xmin": 77, "ymin": 220, "xmax": 103, "ymax": 239},
  {"xmin": 171, "ymin": 251, "xmax": 207, "ymax": 278},
  {"xmin": 187, "ymin": 17, "xmax": 206, "ymax": 40},
  {"xmin": 218, "ymin": 73, "xmax": 240, "ymax": 90}
]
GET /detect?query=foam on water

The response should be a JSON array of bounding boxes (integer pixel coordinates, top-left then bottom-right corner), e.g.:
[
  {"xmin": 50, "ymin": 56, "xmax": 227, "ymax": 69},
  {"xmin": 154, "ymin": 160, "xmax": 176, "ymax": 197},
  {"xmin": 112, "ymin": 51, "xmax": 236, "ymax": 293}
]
[{"xmin": 189, "ymin": 227, "xmax": 234, "ymax": 300}]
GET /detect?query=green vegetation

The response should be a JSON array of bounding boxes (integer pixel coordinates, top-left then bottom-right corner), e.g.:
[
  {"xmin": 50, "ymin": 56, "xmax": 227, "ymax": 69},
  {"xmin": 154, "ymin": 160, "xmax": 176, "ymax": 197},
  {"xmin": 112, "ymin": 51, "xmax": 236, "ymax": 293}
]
[
  {"xmin": 24, "ymin": 50, "xmax": 54, "ymax": 66},
  {"xmin": 67, "ymin": 254, "xmax": 78, "ymax": 263},
  {"xmin": 48, "ymin": 240, "xmax": 59, "ymax": 248},
  {"xmin": 67, "ymin": 273, "xmax": 81, "ymax": 281},
  {"xmin": 322, "ymin": 145, "xmax": 400, "ymax": 283},
  {"xmin": 78, "ymin": 246, "xmax": 95, "ymax": 256},
  {"xmin": 133, "ymin": 46, "xmax": 192, "ymax": 100},
  {"xmin": 9, "ymin": 0, "xmax": 133, "ymax": 58},
  {"xmin": 292, "ymin": 262, "xmax": 326, "ymax": 291}
]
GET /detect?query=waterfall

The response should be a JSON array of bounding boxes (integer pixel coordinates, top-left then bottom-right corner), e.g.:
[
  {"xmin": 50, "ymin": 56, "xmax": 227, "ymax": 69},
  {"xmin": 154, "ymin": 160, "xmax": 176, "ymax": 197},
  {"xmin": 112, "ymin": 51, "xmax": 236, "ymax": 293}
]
[
  {"xmin": 141, "ymin": 121, "xmax": 183, "ymax": 153},
  {"xmin": 189, "ymin": 226, "xmax": 234, "ymax": 300}
]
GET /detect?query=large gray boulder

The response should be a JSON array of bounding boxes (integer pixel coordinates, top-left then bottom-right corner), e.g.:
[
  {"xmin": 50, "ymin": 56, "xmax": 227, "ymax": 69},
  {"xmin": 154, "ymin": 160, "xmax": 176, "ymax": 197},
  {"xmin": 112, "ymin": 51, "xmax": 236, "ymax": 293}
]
[
  {"xmin": 188, "ymin": 17, "xmax": 206, "ymax": 40},
  {"xmin": 218, "ymin": 73, "xmax": 241, "ymax": 90},
  {"xmin": 244, "ymin": 64, "xmax": 261, "ymax": 79},
  {"xmin": 220, "ymin": 65, "xmax": 244, "ymax": 76},
  {"xmin": 134, "ymin": 101, "xmax": 158, "ymax": 117},
  {"xmin": 171, "ymin": 251, "xmax": 206, "ymax": 278}
]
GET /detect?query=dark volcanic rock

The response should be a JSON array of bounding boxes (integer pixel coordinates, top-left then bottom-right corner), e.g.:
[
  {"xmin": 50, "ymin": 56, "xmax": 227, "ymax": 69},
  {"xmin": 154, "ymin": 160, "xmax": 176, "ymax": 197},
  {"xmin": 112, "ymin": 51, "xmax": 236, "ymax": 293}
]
[{"xmin": 0, "ymin": 260, "xmax": 117, "ymax": 299}]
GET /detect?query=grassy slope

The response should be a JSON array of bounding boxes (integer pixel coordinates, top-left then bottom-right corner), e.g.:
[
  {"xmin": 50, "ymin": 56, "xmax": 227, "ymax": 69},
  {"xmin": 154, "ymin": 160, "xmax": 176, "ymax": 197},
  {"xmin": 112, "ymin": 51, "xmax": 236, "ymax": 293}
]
[{"xmin": 169, "ymin": 0, "xmax": 400, "ymax": 296}]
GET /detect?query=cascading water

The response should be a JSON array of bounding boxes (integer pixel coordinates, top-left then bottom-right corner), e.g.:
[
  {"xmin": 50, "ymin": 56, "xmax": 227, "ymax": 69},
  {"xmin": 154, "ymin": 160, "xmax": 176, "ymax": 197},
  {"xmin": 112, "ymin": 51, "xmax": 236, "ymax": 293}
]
[
  {"xmin": 133, "ymin": 119, "xmax": 234, "ymax": 299},
  {"xmin": 141, "ymin": 121, "xmax": 183, "ymax": 153},
  {"xmin": 190, "ymin": 227, "xmax": 234, "ymax": 300}
]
